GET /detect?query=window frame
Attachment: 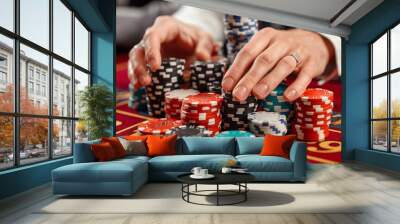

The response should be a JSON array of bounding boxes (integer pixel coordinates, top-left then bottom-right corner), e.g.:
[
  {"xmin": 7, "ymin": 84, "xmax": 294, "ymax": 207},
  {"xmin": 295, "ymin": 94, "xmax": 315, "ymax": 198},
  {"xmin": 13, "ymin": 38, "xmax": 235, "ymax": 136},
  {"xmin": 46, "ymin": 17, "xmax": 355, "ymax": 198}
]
[
  {"xmin": 370, "ymin": 21, "xmax": 400, "ymax": 154},
  {"xmin": 0, "ymin": 0, "xmax": 92, "ymax": 171}
]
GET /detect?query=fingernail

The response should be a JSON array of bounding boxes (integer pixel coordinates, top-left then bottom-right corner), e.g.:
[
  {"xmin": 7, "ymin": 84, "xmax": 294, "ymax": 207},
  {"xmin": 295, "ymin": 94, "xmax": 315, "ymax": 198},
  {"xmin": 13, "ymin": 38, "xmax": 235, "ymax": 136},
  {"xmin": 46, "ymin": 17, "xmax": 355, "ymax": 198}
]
[
  {"xmin": 253, "ymin": 84, "xmax": 269, "ymax": 98},
  {"xmin": 222, "ymin": 77, "xmax": 234, "ymax": 90},
  {"xmin": 233, "ymin": 86, "xmax": 248, "ymax": 101},
  {"xmin": 286, "ymin": 89, "xmax": 297, "ymax": 100}
]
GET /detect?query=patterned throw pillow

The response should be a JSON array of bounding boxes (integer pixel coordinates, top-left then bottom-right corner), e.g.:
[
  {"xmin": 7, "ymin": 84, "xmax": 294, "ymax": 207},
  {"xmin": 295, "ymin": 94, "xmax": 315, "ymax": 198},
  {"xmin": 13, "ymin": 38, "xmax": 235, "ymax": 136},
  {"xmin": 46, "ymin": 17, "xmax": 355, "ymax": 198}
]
[{"xmin": 118, "ymin": 137, "xmax": 147, "ymax": 156}]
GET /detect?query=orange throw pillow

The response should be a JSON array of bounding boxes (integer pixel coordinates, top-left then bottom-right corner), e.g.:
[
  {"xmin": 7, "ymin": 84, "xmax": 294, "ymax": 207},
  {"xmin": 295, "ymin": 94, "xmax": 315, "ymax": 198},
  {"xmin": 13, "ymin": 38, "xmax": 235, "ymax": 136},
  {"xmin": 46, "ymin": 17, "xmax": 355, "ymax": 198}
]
[
  {"xmin": 124, "ymin": 135, "xmax": 148, "ymax": 141},
  {"xmin": 146, "ymin": 135, "xmax": 177, "ymax": 157},
  {"xmin": 259, "ymin": 134, "xmax": 296, "ymax": 159},
  {"xmin": 91, "ymin": 142, "xmax": 117, "ymax": 162},
  {"xmin": 101, "ymin": 137, "xmax": 126, "ymax": 158}
]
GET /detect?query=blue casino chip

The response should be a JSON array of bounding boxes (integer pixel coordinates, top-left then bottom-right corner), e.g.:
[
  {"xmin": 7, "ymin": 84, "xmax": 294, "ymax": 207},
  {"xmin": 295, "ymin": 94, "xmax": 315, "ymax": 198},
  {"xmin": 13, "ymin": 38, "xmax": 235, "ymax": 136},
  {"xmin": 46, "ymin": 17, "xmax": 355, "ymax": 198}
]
[{"xmin": 216, "ymin": 130, "xmax": 255, "ymax": 137}]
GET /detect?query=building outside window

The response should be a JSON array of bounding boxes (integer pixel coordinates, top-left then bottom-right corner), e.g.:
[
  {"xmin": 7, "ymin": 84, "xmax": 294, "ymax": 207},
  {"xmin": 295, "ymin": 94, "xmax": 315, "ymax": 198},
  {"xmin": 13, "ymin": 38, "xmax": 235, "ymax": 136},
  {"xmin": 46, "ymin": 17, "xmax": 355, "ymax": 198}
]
[
  {"xmin": 28, "ymin": 66, "xmax": 34, "ymax": 80},
  {"xmin": 0, "ymin": 0, "xmax": 91, "ymax": 170},
  {"xmin": 0, "ymin": 54, "xmax": 7, "ymax": 90},
  {"xmin": 28, "ymin": 81, "xmax": 34, "ymax": 94},
  {"xmin": 370, "ymin": 23, "xmax": 400, "ymax": 153}
]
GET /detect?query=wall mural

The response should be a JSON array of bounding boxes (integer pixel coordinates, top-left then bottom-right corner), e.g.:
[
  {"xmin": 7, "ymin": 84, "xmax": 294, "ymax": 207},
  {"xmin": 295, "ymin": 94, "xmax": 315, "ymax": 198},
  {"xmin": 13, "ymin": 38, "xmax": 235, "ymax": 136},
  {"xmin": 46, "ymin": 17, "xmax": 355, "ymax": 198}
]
[{"xmin": 115, "ymin": 3, "xmax": 342, "ymax": 164}]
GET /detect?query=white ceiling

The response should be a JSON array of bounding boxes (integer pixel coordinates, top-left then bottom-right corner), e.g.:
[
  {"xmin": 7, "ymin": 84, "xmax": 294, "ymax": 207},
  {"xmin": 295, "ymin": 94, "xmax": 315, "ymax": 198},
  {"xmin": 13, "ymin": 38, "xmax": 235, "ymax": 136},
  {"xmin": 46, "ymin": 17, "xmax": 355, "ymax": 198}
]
[
  {"xmin": 167, "ymin": 0, "xmax": 384, "ymax": 37},
  {"xmin": 225, "ymin": 0, "xmax": 352, "ymax": 21}
]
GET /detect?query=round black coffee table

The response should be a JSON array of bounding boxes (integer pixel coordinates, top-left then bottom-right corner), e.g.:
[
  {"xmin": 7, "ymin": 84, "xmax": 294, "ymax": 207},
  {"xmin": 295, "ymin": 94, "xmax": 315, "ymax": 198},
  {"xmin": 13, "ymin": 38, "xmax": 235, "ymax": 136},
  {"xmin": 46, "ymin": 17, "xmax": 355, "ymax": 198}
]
[{"xmin": 177, "ymin": 173, "xmax": 255, "ymax": 206}]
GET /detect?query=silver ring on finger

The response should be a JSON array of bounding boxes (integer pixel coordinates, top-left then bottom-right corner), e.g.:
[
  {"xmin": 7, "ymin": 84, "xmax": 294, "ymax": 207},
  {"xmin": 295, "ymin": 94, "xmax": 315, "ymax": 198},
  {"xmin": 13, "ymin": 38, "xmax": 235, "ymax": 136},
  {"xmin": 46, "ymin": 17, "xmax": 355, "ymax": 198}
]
[{"xmin": 289, "ymin": 52, "xmax": 301, "ymax": 65}]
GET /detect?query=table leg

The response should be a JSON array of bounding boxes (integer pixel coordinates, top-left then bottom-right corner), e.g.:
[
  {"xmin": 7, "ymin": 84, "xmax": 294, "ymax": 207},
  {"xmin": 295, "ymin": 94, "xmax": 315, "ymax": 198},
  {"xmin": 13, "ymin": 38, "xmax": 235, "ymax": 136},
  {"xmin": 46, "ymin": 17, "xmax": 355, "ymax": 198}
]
[
  {"xmin": 216, "ymin": 184, "xmax": 219, "ymax": 206},
  {"xmin": 195, "ymin": 184, "xmax": 198, "ymax": 192},
  {"xmin": 245, "ymin": 183, "xmax": 247, "ymax": 201},
  {"xmin": 187, "ymin": 184, "xmax": 190, "ymax": 202}
]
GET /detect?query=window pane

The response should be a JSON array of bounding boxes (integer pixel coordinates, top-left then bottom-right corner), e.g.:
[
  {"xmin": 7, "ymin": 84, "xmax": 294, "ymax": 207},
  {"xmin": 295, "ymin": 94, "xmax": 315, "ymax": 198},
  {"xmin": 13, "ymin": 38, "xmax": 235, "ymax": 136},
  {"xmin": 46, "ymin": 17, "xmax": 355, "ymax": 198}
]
[
  {"xmin": 372, "ymin": 33, "xmax": 387, "ymax": 76},
  {"xmin": 20, "ymin": 0, "xmax": 49, "ymax": 49},
  {"xmin": 391, "ymin": 120, "xmax": 400, "ymax": 153},
  {"xmin": 53, "ymin": 119, "xmax": 72, "ymax": 157},
  {"xmin": 391, "ymin": 72, "xmax": 400, "ymax": 118},
  {"xmin": 53, "ymin": 0, "xmax": 72, "ymax": 60},
  {"xmin": 20, "ymin": 117, "xmax": 49, "ymax": 165},
  {"xmin": 372, "ymin": 76, "xmax": 387, "ymax": 119},
  {"xmin": 0, "ymin": 35, "xmax": 14, "ymax": 113},
  {"xmin": 75, "ymin": 18, "xmax": 89, "ymax": 70},
  {"xmin": 53, "ymin": 59, "xmax": 72, "ymax": 117},
  {"xmin": 0, "ymin": 116, "xmax": 14, "ymax": 170},
  {"xmin": 74, "ymin": 69, "xmax": 89, "ymax": 118},
  {"xmin": 372, "ymin": 121, "xmax": 388, "ymax": 151},
  {"xmin": 0, "ymin": 0, "xmax": 14, "ymax": 31},
  {"xmin": 20, "ymin": 44, "xmax": 49, "ymax": 115},
  {"xmin": 75, "ymin": 120, "xmax": 88, "ymax": 143},
  {"xmin": 391, "ymin": 24, "xmax": 400, "ymax": 70}
]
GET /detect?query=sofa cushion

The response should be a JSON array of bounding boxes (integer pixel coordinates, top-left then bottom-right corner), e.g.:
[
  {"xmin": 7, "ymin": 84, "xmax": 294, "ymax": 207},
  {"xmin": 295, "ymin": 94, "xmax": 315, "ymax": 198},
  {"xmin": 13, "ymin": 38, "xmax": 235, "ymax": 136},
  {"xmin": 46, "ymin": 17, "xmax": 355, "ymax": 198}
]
[
  {"xmin": 149, "ymin": 154, "xmax": 235, "ymax": 172},
  {"xmin": 102, "ymin": 137, "xmax": 127, "ymax": 158},
  {"xmin": 179, "ymin": 137, "xmax": 236, "ymax": 155},
  {"xmin": 91, "ymin": 142, "xmax": 118, "ymax": 162},
  {"xmin": 236, "ymin": 137, "xmax": 264, "ymax": 155},
  {"xmin": 53, "ymin": 158, "xmax": 147, "ymax": 183},
  {"xmin": 73, "ymin": 140, "xmax": 100, "ymax": 163},
  {"xmin": 260, "ymin": 134, "xmax": 296, "ymax": 159},
  {"xmin": 119, "ymin": 138, "xmax": 148, "ymax": 156},
  {"xmin": 147, "ymin": 135, "xmax": 177, "ymax": 157},
  {"xmin": 236, "ymin": 155, "xmax": 293, "ymax": 172}
]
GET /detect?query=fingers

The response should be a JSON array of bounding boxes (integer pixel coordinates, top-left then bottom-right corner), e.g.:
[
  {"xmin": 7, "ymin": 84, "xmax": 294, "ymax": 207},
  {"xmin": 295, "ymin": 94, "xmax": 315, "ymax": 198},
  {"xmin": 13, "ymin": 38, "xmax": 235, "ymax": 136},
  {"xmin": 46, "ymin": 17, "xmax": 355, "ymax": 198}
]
[
  {"xmin": 222, "ymin": 28, "xmax": 275, "ymax": 91},
  {"xmin": 250, "ymin": 55, "xmax": 297, "ymax": 100},
  {"xmin": 194, "ymin": 32, "xmax": 213, "ymax": 60},
  {"xmin": 142, "ymin": 17, "xmax": 182, "ymax": 71},
  {"xmin": 128, "ymin": 46, "xmax": 151, "ymax": 87},
  {"xmin": 284, "ymin": 66, "xmax": 314, "ymax": 101},
  {"xmin": 231, "ymin": 43, "xmax": 289, "ymax": 100}
]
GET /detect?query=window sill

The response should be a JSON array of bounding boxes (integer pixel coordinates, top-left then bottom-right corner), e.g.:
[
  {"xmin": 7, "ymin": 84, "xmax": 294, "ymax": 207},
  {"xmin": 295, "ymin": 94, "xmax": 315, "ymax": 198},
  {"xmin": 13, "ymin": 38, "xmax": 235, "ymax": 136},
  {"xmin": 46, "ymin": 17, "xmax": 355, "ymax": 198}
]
[{"xmin": 0, "ymin": 156, "xmax": 72, "ymax": 176}]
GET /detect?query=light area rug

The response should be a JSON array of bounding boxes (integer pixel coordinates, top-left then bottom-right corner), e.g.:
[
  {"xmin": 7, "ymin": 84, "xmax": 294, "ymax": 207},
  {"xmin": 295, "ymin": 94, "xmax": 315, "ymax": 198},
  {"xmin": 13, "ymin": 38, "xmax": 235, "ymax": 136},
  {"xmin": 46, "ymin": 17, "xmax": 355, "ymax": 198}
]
[{"xmin": 38, "ymin": 183, "xmax": 361, "ymax": 214}]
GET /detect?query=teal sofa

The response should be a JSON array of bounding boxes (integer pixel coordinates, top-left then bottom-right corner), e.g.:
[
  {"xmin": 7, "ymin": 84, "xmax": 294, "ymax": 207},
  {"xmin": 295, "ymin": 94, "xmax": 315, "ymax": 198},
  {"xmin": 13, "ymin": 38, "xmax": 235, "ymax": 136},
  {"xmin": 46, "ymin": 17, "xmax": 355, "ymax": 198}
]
[{"xmin": 52, "ymin": 137, "xmax": 307, "ymax": 196}]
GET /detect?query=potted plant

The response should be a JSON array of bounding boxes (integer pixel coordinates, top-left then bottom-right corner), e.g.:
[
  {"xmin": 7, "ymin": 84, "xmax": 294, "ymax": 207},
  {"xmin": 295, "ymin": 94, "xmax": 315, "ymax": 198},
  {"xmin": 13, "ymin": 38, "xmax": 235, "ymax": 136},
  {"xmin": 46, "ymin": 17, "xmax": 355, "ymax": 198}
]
[{"xmin": 79, "ymin": 84, "xmax": 113, "ymax": 140}]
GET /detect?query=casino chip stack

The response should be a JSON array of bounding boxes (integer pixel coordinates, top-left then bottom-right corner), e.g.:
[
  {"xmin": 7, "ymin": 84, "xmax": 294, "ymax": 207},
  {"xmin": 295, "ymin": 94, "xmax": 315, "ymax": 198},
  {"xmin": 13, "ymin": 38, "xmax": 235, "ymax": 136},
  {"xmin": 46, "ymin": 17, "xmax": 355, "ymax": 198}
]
[
  {"xmin": 248, "ymin": 111, "xmax": 288, "ymax": 136},
  {"xmin": 164, "ymin": 89, "xmax": 199, "ymax": 120},
  {"xmin": 216, "ymin": 130, "xmax": 255, "ymax": 137},
  {"xmin": 221, "ymin": 92, "xmax": 258, "ymax": 131},
  {"xmin": 190, "ymin": 60, "xmax": 226, "ymax": 93},
  {"xmin": 137, "ymin": 118, "xmax": 184, "ymax": 135},
  {"xmin": 128, "ymin": 86, "xmax": 148, "ymax": 113},
  {"xmin": 294, "ymin": 88, "xmax": 334, "ymax": 141},
  {"xmin": 224, "ymin": 15, "xmax": 258, "ymax": 64},
  {"xmin": 260, "ymin": 83, "xmax": 294, "ymax": 121},
  {"xmin": 145, "ymin": 58, "xmax": 185, "ymax": 117},
  {"xmin": 165, "ymin": 125, "xmax": 212, "ymax": 137},
  {"xmin": 181, "ymin": 93, "xmax": 223, "ymax": 136}
]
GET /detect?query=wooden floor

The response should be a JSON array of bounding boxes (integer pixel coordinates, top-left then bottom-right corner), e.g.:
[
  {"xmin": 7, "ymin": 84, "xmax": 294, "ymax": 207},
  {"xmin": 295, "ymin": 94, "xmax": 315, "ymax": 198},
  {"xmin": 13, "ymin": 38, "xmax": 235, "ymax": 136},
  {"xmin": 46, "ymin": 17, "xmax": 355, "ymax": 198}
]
[{"xmin": 1, "ymin": 162, "xmax": 400, "ymax": 224}]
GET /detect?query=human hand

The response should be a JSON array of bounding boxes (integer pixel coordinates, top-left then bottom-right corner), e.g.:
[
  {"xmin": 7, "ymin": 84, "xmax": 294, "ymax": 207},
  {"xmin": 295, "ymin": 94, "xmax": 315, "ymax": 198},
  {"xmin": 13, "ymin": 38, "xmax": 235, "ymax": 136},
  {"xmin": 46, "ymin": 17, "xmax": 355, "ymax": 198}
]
[
  {"xmin": 128, "ymin": 16, "xmax": 219, "ymax": 88},
  {"xmin": 221, "ymin": 28, "xmax": 337, "ymax": 101}
]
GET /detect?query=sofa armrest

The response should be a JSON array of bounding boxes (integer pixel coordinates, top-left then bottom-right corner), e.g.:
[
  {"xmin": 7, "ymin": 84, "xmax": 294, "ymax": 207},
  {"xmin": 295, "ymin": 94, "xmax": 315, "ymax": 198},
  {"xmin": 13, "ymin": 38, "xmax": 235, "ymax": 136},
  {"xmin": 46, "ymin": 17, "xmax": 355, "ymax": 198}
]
[
  {"xmin": 289, "ymin": 141, "xmax": 307, "ymax": 181},
  {"xmin": 73, "ymin": 140, "xmax": 99, "ymax": 163}
]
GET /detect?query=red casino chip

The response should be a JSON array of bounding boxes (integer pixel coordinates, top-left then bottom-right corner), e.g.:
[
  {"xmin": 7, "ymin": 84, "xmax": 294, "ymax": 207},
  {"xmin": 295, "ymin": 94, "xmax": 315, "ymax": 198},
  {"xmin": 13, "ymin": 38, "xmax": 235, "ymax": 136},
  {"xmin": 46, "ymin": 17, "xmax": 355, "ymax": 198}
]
[
  {"xmin": 295, "ymin": 102, "xmax": 333, "ymax": 112},
  {"xmin": 164, "ymin": 89, "xmax": 199, "ymax": 120},
  {"xmin": 182, "ymin": 93, "xmax": 223, "ymax": 107},
  {"xmin": 180, "ymin": 111, "xmax": 221, "ymax": 120},
  {"xmin": 296, "ymin": 110, "xmax": 332, "ymax": 118},
  {"xmin": 181, "ymin": 105, "xmax": 220, "ymax": 113},
  {"xmin": 299, "ymin": 88, "xmax": 333, "ymax": 102},
  {"xmin": 182, "ymin": 116, "xmax": 222, "ymax": 126},
  {"xmin": 137, "ymin": 118, "xmax": 184, "ymax": 135},
  {"xmin": 295, "ymin": 115, "xmax": 332, "ymax": 123}
]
